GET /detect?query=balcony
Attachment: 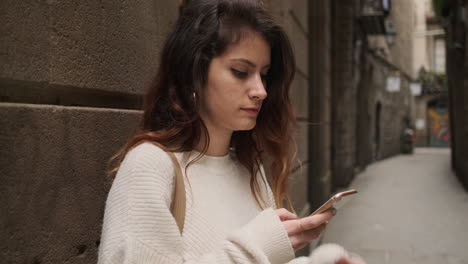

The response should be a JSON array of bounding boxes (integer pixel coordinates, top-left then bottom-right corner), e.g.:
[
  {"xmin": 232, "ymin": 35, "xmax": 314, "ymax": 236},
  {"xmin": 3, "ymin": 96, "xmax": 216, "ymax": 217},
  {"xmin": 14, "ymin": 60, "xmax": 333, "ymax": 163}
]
[{"xmin": 359, "ymin": 0, "xmax": 391, "ymax": 35}]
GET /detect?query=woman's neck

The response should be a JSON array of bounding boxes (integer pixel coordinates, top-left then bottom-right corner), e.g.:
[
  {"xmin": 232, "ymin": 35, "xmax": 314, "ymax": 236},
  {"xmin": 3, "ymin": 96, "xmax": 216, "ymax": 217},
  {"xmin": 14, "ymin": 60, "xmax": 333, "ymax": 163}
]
[{"xmin": 195, "ymin": 120, "xmax": 233, "ymax": 157}]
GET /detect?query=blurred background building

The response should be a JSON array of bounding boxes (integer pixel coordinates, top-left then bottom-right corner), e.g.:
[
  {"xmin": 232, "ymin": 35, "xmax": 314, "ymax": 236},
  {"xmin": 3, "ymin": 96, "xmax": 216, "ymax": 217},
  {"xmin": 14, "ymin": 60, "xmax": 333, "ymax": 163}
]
[
  {"xmin": 443, "ymin": 0, "xmax": 468, "ymax": 190},
  {"xmin": 1, "ymin": 0, "xmax": 467, "ymax": 262}
]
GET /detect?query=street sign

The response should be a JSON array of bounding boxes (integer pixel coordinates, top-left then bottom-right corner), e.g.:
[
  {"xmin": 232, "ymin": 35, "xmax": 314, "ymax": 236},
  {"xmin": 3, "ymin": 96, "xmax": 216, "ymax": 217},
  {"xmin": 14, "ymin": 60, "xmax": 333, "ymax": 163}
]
[
  {"xmin": 386, "ymin": 76, "xmax": 401, "ymax": 92},
  {"xmin": 410, "ymin": 82, "xmax": 422, "ymax": 96}
]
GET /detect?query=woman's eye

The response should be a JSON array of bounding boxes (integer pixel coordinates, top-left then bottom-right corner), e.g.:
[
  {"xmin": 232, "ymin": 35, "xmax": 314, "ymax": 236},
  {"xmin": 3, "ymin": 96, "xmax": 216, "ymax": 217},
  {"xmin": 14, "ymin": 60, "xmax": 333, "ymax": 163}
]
[{"xmin": 231, "ymin": 68, "xmax": 248, "ymax": 78}]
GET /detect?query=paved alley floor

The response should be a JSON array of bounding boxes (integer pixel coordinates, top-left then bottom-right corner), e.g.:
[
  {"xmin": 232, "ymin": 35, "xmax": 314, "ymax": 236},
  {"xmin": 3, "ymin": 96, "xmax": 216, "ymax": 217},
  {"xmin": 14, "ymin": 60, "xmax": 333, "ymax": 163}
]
[{"xmin": 320, "ymin": 148, "xmax": 468, "ymax": 264}]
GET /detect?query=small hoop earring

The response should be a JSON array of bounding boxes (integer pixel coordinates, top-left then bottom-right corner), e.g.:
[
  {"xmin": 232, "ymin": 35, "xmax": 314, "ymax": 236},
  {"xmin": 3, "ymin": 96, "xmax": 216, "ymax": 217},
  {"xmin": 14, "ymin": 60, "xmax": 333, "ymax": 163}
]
[{"xmin": 192, "ymin": 92, "xmax": 197, "ymax": 103}]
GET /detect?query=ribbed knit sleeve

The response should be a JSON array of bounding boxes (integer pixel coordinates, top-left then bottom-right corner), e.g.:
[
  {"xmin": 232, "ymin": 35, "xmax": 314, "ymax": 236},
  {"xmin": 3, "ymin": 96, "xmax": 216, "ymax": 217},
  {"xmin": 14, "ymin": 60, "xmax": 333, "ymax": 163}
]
[{"xmin": 98, "ymin": 143, "xmax": 297, "ymax": 264}]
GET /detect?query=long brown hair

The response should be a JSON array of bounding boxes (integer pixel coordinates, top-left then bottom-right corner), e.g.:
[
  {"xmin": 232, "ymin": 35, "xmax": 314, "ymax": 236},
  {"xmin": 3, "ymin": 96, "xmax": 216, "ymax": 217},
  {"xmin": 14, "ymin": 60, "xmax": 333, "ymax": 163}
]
[{"xmin": 108, "ymin": 0, "xmax": 297, "ymax": 211}]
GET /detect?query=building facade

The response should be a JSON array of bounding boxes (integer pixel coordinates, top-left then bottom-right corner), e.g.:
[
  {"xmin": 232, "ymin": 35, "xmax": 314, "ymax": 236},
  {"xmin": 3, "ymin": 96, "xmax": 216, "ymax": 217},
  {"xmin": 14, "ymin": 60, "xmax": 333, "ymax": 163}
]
[{"xmin": 410, "ymin": 0, "xmax": 450, "ymax": 148}]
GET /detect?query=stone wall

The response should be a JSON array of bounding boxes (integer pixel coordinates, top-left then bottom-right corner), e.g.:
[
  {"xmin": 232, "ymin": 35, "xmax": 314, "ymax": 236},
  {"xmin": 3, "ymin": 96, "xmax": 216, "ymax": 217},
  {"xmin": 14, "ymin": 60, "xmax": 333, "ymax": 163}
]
[
  {"xmin": 446, "ymin": 0, "xmax": 468, "ymax": 189},
  {"xmin": 1, "ymin": 0, "xmax": 179, "ymax": 103},
  {"xmin": 308, "ymin": 0, "xmax": 333, "ymax": 214},
  {"xmin": 366, "ymin": 55, "xmax": 415, "ymax": 160},
  {"xmin": 0, "ymin": 104, "xmax": 141, "ymax": 263},
  {"xmin": 330, "ymin": 0, "xmax": 358, "ymax": 187}
]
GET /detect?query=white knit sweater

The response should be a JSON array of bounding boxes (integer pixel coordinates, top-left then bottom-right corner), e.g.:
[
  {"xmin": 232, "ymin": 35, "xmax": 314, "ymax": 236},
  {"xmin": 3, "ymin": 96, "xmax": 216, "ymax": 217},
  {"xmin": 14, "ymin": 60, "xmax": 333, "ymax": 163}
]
[{"xmin": 98, "ymin": 142, "xmax": 320, "ymax": 264}]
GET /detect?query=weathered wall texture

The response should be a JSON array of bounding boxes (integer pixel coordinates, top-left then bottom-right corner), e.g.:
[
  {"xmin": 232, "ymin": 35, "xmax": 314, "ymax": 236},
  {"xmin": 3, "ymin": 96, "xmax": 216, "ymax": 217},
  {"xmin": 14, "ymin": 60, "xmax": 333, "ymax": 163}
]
[
  {"xmin": 331, "ymin": 0, "xmax": 358, "ymax": 187},
  {"xmin": 308, "ymin": 0, "xmax": 333, "ymax": 213},
  {"xmin": 0, "ymin": 0, "xmax": 178, "ymax": 98},
  {"xmin": 283, "ymin": 0, "xmax": 310, "ymax": 218},
  {"xmin": 366, "ymin": 56, "xmax": 415, "ymax": 160},
  {"xmin": 0, "ymin": 103, "xmax": 142, "ymax": 263}
]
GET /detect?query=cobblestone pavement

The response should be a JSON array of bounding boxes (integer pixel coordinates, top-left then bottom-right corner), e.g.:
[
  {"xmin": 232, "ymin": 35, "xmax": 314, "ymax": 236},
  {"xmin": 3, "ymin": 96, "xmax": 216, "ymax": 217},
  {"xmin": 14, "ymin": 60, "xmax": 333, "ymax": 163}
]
[{"xmin": 320, "ymin": 148, "xmax": 468, "ymax": 264}]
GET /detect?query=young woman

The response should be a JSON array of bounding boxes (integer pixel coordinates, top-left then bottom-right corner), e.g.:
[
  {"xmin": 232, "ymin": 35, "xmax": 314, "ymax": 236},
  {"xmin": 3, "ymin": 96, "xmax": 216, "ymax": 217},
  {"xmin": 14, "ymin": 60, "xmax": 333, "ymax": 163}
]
[{"xmin": 98, "ymin": 0, "xmax": 364, "ymax": 263}]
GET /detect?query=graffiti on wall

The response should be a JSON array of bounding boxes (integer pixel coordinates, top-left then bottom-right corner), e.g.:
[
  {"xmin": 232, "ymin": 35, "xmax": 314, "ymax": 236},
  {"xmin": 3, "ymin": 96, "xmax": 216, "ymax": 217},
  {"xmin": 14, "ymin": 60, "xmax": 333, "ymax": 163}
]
[{"xmin": 428, "ymin": 107, "xmax": 450, "ymax": 147}]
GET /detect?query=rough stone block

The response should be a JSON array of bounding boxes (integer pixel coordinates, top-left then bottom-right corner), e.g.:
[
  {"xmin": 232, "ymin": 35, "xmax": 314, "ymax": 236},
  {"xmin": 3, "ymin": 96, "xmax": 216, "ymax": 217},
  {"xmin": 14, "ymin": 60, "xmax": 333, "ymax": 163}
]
[
  {"xmin": 0, "ymin": 103, "xmax": 142, "ymax": 264},
  {"xmin": 48, "ymin": 0, "xmax": 178, "ymax": 95},
  {"xmin": 265, "ymin": 0, "xmax": 289, "ymax": 25},
  {"xmin": 285, "ymin": 15, "xmax": 308, "ymax": 75},
  {"xmin": 1, "ymin": 0, "xmax": 179, "ymax": 96},
  {"xmin": 295, "ymin": 120, "xmax": 309, "ymax": 165},
  {"xmin": 290, "ymin": 0, "xmax": 308, "ymax": 33},
  {"xmin": 0, "ymin": 1, "xmax": 49, "ymax": 82},
  {"xmin": 288, "ymin": 163, "xmax": 309, "ymax": 216},
  {"xmin": 290, "ymin": 74, "xmax": 309, "ymax": 119}
]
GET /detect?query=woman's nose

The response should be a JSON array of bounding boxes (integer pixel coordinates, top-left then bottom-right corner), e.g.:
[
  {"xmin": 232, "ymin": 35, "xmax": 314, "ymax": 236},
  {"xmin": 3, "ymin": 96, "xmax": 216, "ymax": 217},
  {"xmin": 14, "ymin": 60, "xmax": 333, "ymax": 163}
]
[{"xmin": 248, "ymin": 74, "xmax": 267, "ymax": 101}]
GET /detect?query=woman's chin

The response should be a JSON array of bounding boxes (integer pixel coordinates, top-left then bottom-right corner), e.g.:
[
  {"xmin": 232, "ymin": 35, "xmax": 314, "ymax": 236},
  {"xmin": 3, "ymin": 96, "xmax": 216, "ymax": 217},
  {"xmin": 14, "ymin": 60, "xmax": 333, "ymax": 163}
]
[{"xmin": 234, "ymin": 120, "xmax": 257, "ymax": 131}]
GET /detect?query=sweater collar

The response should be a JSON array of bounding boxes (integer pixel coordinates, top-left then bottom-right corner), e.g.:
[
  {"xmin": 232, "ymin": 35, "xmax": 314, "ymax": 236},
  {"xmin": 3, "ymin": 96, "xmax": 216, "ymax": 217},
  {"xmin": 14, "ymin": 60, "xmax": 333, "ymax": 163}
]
[{"xmin": 177, "ymin": 149, "xmax": 236, "ymax": 172}]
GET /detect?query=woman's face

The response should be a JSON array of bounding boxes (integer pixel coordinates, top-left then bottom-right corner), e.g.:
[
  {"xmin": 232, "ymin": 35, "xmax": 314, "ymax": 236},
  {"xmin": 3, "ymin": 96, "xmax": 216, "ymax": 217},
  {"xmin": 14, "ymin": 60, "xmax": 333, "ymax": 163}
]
[{"xmin": 200, "ymin": 31, "xmax": 271, "ymax": 133}]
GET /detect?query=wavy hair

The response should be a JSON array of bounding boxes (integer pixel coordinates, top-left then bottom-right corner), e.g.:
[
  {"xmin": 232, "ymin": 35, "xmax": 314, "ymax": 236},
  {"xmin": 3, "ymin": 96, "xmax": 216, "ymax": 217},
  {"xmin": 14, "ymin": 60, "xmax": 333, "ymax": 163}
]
[{"xmin": 108, "ymin": 0, "xmax": 297, "ymax": 211}]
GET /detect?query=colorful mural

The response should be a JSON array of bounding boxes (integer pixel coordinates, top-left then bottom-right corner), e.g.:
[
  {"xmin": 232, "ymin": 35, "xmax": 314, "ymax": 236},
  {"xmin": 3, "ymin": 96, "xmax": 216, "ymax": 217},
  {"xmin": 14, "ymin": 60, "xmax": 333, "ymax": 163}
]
[{"xmin": 428, "ymin": 107, "xmax": 450, "ymax": 147}]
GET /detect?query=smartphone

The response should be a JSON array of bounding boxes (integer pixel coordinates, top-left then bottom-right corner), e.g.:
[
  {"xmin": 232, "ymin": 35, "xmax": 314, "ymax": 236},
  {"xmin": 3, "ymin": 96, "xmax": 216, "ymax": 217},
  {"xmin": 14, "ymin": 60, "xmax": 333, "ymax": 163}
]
[{"xmin": 311, "ymin": 189, "xmax": 358, "ymax": 216}]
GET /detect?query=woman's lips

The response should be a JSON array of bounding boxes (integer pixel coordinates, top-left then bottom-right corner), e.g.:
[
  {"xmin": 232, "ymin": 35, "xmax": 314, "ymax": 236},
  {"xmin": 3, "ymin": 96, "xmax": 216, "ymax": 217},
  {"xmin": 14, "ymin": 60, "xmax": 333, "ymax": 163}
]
[{"xmin": 241, "ymin": 108, "xmax": 259, "ymax": 115}]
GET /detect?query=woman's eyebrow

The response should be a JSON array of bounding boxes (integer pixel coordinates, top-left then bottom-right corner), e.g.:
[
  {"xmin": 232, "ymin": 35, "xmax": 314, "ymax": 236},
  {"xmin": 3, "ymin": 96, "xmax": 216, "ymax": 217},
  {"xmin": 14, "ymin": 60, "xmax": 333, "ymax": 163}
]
[{"xmin": 230, "ymin": 58, "xmax": 270, "ymax": 69}]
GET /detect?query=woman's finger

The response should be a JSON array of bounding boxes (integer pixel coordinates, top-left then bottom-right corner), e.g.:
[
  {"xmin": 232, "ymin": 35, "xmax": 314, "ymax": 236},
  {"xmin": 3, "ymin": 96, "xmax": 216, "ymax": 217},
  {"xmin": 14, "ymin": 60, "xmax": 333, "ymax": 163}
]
[
  {"xmin": 275, "ymin": 208, "xmax": 297, "ymax": 221},
  {"xmin": 283, "ymin": 209, "xmax": 334, "ymax": 235},
  {"xmin": 301, "ymin": 223, "xmax": 327, "ymax": 241},
  {"xmin": 289, "ymin": 223, "xmax": 327, "ymax": 248}
]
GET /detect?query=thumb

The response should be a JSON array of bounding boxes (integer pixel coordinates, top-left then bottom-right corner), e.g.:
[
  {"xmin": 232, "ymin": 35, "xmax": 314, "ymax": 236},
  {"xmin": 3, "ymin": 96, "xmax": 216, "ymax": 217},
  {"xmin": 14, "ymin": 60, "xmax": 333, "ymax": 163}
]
[{"xmin": 275, "ymin": 208, "xmax": 298, "ymax": 221}]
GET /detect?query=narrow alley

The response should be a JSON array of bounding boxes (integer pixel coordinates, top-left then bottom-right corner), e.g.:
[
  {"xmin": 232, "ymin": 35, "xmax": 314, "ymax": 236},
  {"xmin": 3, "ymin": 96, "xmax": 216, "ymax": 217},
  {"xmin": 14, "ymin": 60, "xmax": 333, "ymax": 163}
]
[{"xmin": 321, "ymin": 148, "xmax": 468, "ymax": 263}]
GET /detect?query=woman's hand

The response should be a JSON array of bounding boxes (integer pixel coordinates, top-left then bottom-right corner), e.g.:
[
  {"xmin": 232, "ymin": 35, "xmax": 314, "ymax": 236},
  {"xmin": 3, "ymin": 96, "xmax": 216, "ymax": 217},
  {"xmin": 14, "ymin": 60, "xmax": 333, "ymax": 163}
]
[{"xmin": 275, "ymin": 208, "xmax": 336, "ymax": 252}]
